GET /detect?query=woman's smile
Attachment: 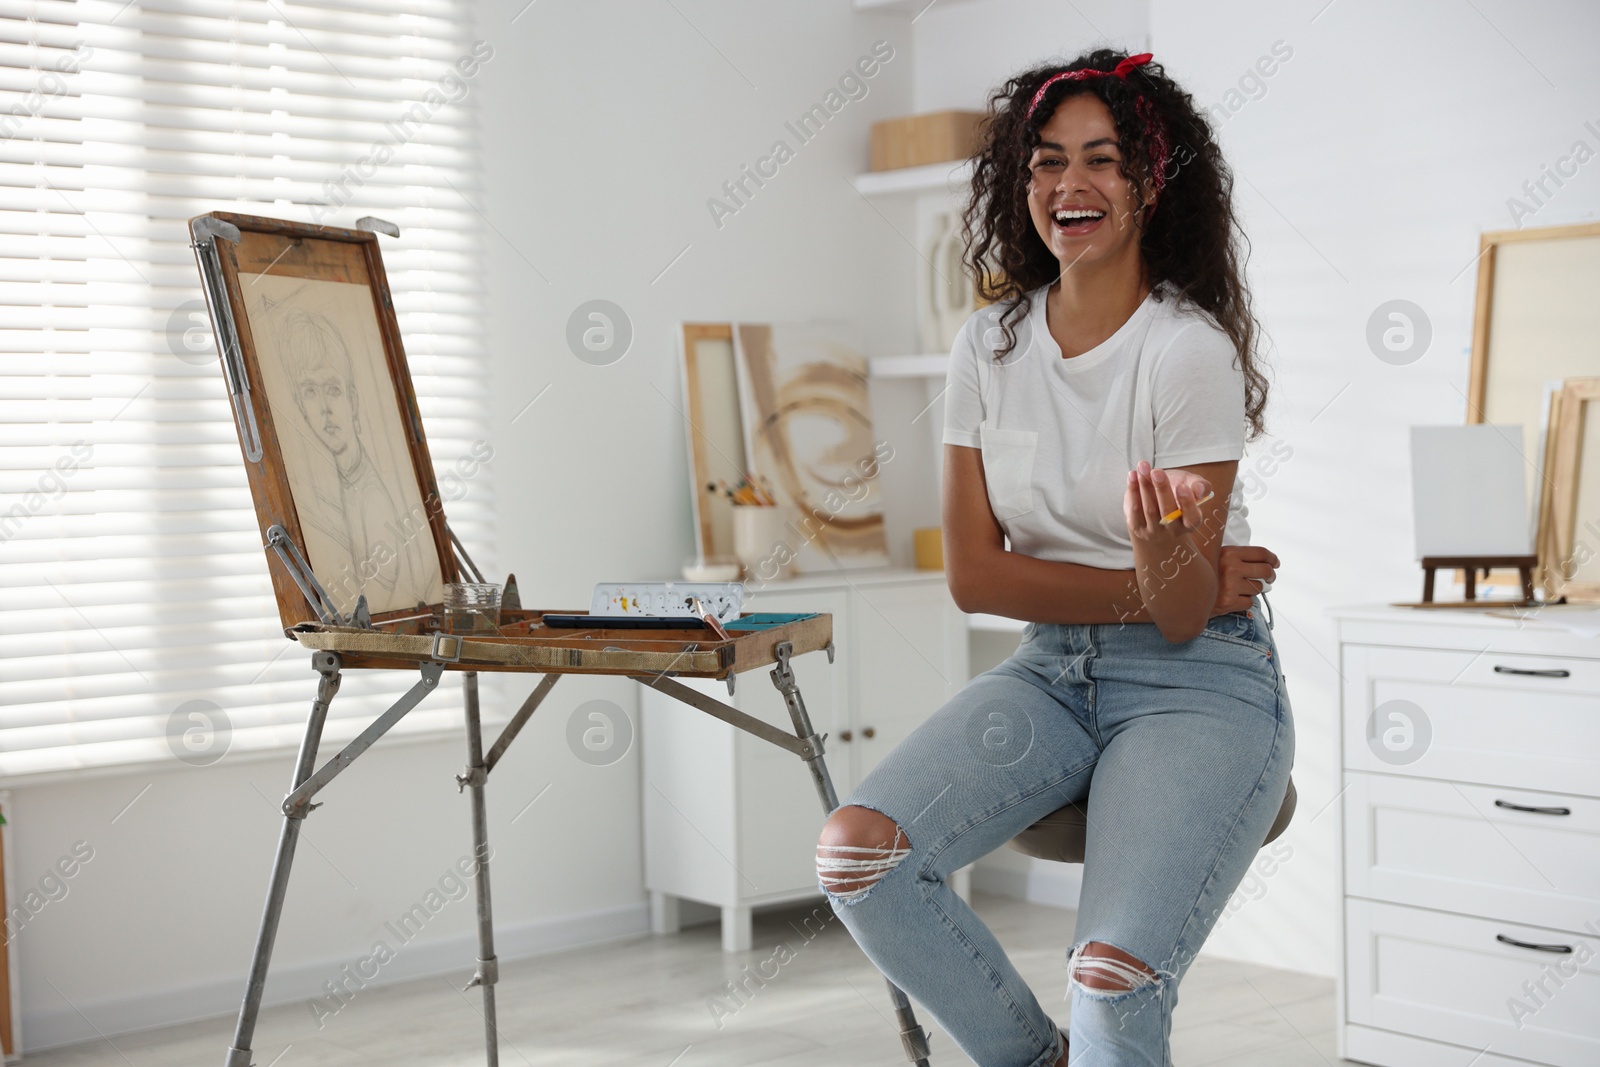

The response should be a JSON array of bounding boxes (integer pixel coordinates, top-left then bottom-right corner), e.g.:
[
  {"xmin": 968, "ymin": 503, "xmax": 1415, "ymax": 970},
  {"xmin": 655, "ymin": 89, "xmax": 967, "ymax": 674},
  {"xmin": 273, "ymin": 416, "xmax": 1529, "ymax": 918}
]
[{"xmin": 1050, "ymin": 204, "xmax": 1108, "ymax": 237}]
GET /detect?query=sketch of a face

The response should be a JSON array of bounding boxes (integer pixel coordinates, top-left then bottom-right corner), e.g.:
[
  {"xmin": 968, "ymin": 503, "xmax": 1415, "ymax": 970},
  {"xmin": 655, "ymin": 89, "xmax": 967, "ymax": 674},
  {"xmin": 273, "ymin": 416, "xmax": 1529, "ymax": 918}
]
[
  {"xmin": 244, "ymin": 271, "xmax": 445, "ymax": 617},
  {"xmin": 282, "ymin": 310, "xmax": 363, "ymax": 470}
]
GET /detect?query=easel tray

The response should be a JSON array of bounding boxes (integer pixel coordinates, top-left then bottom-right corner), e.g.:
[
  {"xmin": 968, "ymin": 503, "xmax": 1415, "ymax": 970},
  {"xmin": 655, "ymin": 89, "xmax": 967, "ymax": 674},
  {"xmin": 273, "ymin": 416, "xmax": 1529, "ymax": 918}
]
[{"xmin": 288, "ymin": 609, "xmax": 832, "ymax": 677}]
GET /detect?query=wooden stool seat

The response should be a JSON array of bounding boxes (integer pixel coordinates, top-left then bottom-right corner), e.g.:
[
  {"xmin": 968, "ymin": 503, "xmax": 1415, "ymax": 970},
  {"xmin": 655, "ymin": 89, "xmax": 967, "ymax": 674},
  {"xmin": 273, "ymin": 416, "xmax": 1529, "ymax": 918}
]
[{"xmin": 1006, "ymin": 776, "xmax": 1297, "ymax": 865}]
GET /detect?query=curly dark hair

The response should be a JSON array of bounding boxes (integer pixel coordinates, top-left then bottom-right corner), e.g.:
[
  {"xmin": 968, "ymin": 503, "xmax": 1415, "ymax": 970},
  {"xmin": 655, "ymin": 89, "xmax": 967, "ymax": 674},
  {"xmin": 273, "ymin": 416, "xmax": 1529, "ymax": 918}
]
[{"xmin": 959, "ymin": 48, "xmax": 1269, "ymax": 441}]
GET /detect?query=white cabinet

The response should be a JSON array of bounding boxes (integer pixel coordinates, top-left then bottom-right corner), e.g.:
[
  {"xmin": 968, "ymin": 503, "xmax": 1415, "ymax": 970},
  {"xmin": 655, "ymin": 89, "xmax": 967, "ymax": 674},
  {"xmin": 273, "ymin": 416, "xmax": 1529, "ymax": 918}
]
[
  {"xmin": 1330, "ymin": 605, "xmax": 1600, "ymax": 1067},
  {"xmin": 643, "ymin": 568, "xmax": 970, "ymax": 951}
]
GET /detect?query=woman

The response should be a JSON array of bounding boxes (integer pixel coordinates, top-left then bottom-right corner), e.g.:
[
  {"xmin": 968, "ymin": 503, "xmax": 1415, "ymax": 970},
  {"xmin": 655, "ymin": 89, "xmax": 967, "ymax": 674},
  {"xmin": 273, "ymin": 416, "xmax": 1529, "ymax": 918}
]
[{"xmin": 815, "ymin": 49, "xmax": 1291, "ymax": 1067}]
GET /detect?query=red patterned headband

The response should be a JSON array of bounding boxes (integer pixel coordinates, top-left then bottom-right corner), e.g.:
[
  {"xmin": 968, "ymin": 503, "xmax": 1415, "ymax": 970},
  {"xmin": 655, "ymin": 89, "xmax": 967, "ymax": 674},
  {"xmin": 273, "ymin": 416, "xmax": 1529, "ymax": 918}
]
[{"xmin": 1025, "ymin": 53, "xmax": 1171, "ymax": 213}]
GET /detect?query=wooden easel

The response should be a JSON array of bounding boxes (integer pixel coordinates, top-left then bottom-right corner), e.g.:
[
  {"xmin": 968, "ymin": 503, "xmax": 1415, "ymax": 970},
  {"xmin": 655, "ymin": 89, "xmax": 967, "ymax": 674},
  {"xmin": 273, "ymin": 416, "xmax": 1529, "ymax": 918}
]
[
  {"xmin": 1427, "ymin": 556, "xmax": 1536, "ymax": 604},
  {"xmin": 189, "ymin": 213, "xmax": 934, "ymax": 1067}
]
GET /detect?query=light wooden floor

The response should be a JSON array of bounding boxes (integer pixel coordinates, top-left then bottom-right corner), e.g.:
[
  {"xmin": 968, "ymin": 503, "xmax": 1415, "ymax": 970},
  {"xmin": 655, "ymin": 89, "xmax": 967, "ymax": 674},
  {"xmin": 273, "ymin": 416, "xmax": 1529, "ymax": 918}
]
[{"xmin": 26, "ymin": 892, "xmax": 1359, "ymax": 1066}]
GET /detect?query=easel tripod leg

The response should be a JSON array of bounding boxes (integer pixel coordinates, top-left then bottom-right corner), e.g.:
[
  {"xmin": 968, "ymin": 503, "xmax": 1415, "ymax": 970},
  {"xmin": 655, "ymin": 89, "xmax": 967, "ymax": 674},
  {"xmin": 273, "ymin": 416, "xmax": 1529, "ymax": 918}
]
[
  {"xmin": 223, "ymin": 652, "xmax": 341, "ymax": 1067},
  {"xmin": 458, "ymin": 671, "xmax": 500, "ymax": 1067},
  {"xmin": 767, "ymin": 642, "xmax": 933, "ymax": 1067}
]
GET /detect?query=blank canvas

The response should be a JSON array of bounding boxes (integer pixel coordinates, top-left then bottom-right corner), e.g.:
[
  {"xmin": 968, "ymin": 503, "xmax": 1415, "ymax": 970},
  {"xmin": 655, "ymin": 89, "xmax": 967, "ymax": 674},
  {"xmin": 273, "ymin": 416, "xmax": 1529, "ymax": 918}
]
[{"xmin": 1409, "ymin": 424, "xmax": 1532, "ymax": 558}]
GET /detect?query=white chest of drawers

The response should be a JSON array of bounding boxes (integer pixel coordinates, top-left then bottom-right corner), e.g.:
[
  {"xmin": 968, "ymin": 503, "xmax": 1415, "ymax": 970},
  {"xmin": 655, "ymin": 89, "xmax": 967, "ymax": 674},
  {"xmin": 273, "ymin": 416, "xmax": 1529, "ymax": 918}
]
[{"xmin": 1330, "ymin": 604, "xmax": 1600, "ymax": 1067}]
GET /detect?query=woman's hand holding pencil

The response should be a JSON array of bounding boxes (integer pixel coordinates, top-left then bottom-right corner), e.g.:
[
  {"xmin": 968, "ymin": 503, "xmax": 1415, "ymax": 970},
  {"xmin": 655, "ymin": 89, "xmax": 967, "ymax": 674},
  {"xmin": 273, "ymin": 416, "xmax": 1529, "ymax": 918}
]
[{"xmin": 1124, "ymin": 461, "xmax": 1215, "ymax": 543}]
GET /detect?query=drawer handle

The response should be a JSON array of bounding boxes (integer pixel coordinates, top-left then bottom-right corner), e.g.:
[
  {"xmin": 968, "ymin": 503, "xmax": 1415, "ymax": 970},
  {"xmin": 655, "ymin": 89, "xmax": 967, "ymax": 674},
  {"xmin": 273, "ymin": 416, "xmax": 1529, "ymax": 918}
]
[
  {"xmin": 1494, "ymin": 799, "xmax": 1572, "ymax": 816},
  {"xmin": 1496, "ymin": 933, "xmax": 1573, "ymax": 954},
  {"xmin": 838, "ymin": 730, "xmax": 852, "ymax": 742},
  {"xmin": 1492, "ymin": 665, "xmax": 1571, "ymax": 678}
]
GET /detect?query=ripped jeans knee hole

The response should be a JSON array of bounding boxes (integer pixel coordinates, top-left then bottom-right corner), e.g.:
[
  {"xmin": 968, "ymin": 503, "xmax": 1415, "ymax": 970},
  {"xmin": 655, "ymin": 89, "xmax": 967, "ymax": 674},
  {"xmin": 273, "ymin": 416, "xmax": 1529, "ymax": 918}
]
[
  {"xmin": 816, "ymin": 825, "xmax": 911, "ymax": 904},
  {"xmin": 1066, "ymin": 942, "xmax": 1164, "ymax": 1001}
]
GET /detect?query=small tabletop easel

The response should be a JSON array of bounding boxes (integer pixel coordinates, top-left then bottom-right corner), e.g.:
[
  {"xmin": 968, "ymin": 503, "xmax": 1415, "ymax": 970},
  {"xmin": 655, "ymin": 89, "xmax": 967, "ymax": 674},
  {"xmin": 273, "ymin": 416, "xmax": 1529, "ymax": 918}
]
[
  {"xmin": 189, "ymin": 213, "xmax": 935, "ymax": 1067},
  {"xmin": 1394, "ymin": 554, "xmax": 1541, "ymax": 609}
]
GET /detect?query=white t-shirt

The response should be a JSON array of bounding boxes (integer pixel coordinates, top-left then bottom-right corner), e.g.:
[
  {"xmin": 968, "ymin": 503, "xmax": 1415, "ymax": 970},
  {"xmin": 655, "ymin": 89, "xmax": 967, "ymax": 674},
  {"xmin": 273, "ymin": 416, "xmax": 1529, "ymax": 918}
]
[{"xmin": 942, "ymin": 280, "xmax": 1250, "ymax": 570}]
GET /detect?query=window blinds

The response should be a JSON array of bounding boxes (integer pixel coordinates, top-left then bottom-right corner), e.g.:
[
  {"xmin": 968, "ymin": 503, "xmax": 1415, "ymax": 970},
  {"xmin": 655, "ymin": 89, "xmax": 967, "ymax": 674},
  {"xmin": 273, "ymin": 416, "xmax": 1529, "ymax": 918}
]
[{"xmin": 0, "ymin": 0, "xmax": 495, "ymax": 778}]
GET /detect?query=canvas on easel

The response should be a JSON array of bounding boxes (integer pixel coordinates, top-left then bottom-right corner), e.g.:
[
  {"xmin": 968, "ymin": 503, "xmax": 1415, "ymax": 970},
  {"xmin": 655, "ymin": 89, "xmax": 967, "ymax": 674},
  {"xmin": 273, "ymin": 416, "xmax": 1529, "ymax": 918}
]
[
  {"xmin": 243, "ymin": 272, "xmax": 444, "ymax": 616},
  {"xmin": 189, "ymin": 212, "xmax": 456, "ymax": 629}
]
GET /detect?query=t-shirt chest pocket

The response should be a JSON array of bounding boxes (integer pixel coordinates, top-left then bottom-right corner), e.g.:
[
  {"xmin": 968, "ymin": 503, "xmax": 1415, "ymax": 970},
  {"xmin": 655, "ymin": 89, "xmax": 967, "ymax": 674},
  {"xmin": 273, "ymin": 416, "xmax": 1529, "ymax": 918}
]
[{"xmin": 978, "ymin": 419, "xmax": 1038, "ymax": 521}]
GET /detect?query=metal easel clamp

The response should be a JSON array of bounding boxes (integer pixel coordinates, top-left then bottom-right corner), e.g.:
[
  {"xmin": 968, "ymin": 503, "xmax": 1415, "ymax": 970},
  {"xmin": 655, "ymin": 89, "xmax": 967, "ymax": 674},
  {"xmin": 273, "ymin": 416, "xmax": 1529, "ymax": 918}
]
[
  {"xmin": 464, "ymin": 955, "xmax": 498, "ymax": 991},
  {"xmin": 900, "ymin": 1021, "xmax": 933, "ymax": 1063},
  {"xmin": 771, "ymin": 640, "xmax": 797, "ymax": 686},
  {"xmin": 355, "ymin": 216, "xmax": 400, "ymax": 238},
  {"xmin": 285, "ymin": 799, "xmax": 323, "ymax": 820},
  {"xmin": 824, "ymin": 639, "xmax": 835, "ymax": 664},
  {"xmin": 455, "ymin": 765, "xmax": 487, "ymax": 792},
  {"xmin": 430, "ymin": 632, "xmax": 464, "ymax": 662},
  {"xmin": 192, "ymin": 216, "xmax": 241, "ymax": 245}
]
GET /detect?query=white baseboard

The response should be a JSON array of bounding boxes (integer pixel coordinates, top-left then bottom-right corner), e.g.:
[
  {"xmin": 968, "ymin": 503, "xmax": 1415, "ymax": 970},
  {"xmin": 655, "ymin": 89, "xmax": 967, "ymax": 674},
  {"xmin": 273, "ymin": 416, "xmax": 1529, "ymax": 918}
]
[
  {"xmin": 1344, "ymin": 1022, "xmax": 1548, "ymax": 1066},
  {"xmin": 24, "ymin": 901, "xmax": 650, "ymax": 1053},
  {"xmin": 971, "ymin": 857, "xmax": 1082, "ymax": 910}
]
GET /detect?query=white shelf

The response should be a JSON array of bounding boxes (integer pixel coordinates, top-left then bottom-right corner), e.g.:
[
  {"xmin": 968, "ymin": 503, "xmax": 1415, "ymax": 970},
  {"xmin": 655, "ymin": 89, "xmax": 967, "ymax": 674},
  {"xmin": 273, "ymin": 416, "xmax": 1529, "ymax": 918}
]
[
  {"xmin": 868, "ymin": 353, "xmax": 948, "ymax": 378},
  {"xmin": 851, "ymin": 158, "xmax": 974, "ymax": 199},
  {"xmin": 852, "ymin": 0, "xmax": 937, "ymax": 12},
  {"xmin": 967, "ymin": 613, "xmax": 1027, "ymax": 633},
  {"xmin": 854, "ymin": 0, "xmax": 978, "ymax": 13}
]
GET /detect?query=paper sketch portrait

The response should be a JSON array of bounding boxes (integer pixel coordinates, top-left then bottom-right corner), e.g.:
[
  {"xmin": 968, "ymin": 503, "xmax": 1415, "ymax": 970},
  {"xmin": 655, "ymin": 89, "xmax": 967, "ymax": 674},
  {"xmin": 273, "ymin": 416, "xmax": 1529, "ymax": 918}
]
[
  {"xmin": 733, "ymin": 321, "xmax": 890, "ymax": 573},
  {"xmin": 242, "ymin": 272, "xmax": 444, "ymax": 616}
]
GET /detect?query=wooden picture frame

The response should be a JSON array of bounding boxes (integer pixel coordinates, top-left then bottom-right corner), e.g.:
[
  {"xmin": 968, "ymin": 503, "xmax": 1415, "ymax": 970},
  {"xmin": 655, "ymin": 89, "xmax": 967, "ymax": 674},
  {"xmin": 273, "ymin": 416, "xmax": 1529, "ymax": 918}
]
[
  {"xmin": 1534, "ymin": 384, "xmax": 1564, "ymax": 600},
  {"xmin": 678, "ymin": 323, "xmax": 748, "ymax": 565},
  {"xmin": 1543, "ymin": 378, "xmax": 1600, "ymax": 603},
  {"xmin": 1468, "ymin": 220, "xmax": 1600, "ymax": 592},
  {"xmin": 189, "ymin": 212, "xmax": 458, "ymax": 629}
]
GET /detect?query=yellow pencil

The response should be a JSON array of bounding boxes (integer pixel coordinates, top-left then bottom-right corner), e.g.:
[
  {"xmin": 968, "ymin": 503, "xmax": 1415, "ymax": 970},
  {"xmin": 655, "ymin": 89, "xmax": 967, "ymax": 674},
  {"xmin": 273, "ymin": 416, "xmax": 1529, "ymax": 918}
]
[{"xmin": 1159, "ymin": 490, "xmax": 1215, "ymax": 524}]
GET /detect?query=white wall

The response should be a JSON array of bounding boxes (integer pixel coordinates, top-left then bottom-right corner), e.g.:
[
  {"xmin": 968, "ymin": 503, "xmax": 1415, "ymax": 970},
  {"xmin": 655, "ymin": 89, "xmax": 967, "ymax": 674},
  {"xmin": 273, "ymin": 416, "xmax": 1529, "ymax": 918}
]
[
  {"xmin": 478, "ymin": 0, "xmax": 927, "ymax": 598},
  {"xmin": 1146, "ymin": 0, "xmax": 1600, "ymax": 976},
  {"xmin": 912, "ymin": 0, "xmax": 1149, "ymax": 111}
]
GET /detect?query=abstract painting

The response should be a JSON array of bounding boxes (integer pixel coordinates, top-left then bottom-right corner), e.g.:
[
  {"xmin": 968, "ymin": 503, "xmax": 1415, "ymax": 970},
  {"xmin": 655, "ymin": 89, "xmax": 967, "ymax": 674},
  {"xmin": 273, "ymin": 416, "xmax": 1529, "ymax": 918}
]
[{"xmin": 733, "ymin": 322, "xmax": 890, "ymax": 574}]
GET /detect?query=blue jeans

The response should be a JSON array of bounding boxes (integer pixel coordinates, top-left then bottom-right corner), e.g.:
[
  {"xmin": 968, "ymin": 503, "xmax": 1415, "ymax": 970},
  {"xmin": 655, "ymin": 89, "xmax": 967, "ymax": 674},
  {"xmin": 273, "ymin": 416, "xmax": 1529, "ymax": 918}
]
[{"xmin": 820, "ymin": 596, "xmax": 1293, "ymax": 1067}]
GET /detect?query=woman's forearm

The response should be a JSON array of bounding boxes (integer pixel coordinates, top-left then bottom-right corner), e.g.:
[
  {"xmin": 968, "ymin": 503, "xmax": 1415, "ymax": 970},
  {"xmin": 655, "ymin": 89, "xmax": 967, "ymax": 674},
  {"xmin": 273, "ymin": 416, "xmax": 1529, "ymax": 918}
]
[
  {"xmin": 952, "ymin": 544, "xmax": 1152, "ymax": 624},
  {"xmin": 1131, "ymin": 531, "xmax": 1216, "ymax": 642}
]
